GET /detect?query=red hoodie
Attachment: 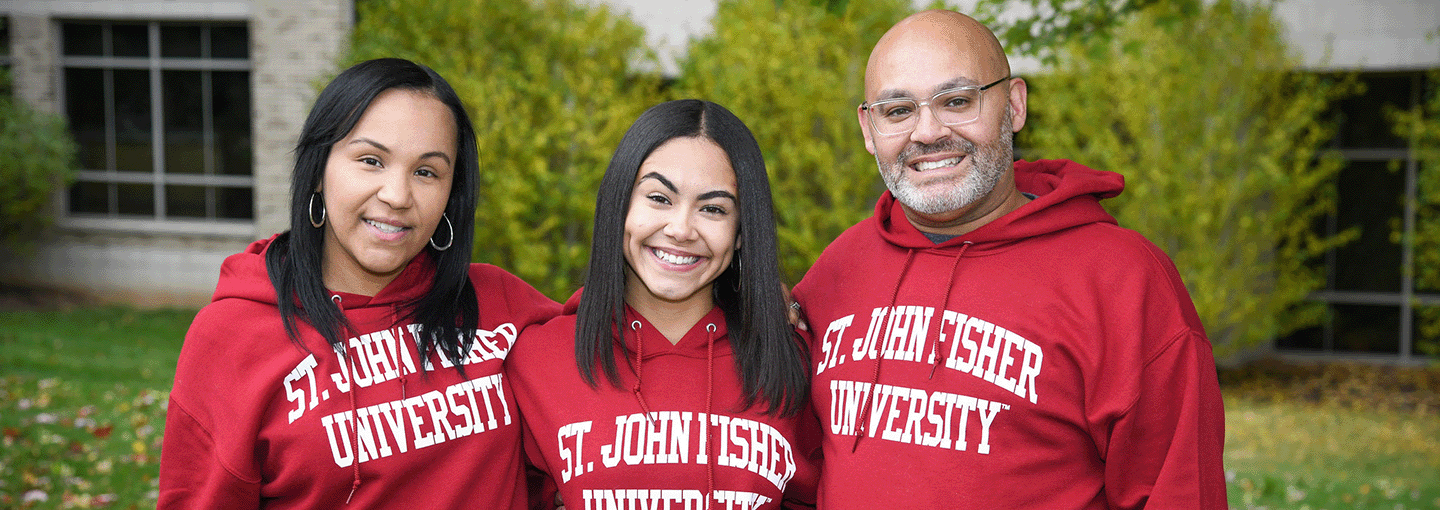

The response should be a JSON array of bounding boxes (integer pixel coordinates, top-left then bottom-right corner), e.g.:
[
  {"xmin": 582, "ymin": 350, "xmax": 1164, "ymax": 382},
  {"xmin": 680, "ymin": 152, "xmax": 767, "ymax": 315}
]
[
  {"xmin": 505, "ymin": 292, "xmax": 820, "ymax": 510},
  {"xmin": 159, "ymin": 236, "xmax": 561, "ymax": 509},
  {"xmin": 791, "ymin": 160, "xmax": 1227, "ymax": 509}
]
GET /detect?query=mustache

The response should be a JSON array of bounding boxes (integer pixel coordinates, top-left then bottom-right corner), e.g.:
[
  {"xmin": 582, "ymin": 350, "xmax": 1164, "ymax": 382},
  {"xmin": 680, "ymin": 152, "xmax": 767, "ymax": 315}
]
[{"xmin": 894, "ymin": 138, "xmax": 977, "ymax": 168}]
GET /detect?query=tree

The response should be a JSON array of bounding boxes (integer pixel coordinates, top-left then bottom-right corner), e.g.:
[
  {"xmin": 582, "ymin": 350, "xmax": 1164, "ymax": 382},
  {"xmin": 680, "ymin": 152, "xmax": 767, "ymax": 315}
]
[
  {"xmin": 969, "ymin": 0, "xmax": 1199, "ymax": 65},
  {"xmin": 0, "ymin": 69, "xmax": 78, "ymax": 251},
  {"xmin": 1020, "ymin": 0, "xmax": 1358, "ymax": 356},
  {"xmin": 673, "ymin": 0, "xmax": 911, "ymax": 281},
  {"xmin": 350, "ymin": 0, "xmax": 663, "ymax": 299},
  {"xmin": 1390, "ymin": 69, "xmax": 1440, "ymax": 356}
]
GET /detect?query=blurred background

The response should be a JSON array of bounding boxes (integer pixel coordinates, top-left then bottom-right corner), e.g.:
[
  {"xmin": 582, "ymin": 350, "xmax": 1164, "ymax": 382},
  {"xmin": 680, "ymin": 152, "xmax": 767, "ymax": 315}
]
[{"xmin": 0, "ymin": 0, "xmax": 1437, "ymax": 508}]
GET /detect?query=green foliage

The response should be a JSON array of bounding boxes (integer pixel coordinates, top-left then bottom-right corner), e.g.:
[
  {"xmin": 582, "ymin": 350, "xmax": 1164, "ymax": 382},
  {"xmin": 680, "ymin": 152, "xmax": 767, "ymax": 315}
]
[
  {"xmin": 674, "ymin": 0, "xmax": 909, "ymax": 281},
  {"xmin": 969, "ymin": 0, "xmax": 1200, "ymax": 65},
  {"xmin": 1021, "ymin": 0, "xmax": 1358, "ymax": 355},
  {"xmin": 0, "ymin": 70, "xmax": 78, "ymax": 252},
  {"xmin": 1390, "ymin": 70, "xmax": 1440, "ymax": 356},
  {"xmin": 349, "ymin": 0, "xmax": 664, "ymax": 300}
]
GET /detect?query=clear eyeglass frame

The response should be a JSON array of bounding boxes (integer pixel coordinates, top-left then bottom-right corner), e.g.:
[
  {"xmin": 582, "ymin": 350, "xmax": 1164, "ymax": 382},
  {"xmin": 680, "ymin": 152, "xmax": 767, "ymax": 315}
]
[{"xmin": 861, "ymin": 76, "xmax": 1011, "ymax": 136}]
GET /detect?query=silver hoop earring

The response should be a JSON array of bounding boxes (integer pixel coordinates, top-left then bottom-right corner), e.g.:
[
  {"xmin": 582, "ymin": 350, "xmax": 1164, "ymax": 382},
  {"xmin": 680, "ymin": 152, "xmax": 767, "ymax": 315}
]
[
  {"xmin": 430, "ymin": 214, "xmax": 454, "ymax": 251},
  {"xmin": 731, "ymin": 252, "xmax": 742, "ymax": 292},
  {"xmin": 308, "ymin": 192, "xmax": 326, "ymax": 228}
]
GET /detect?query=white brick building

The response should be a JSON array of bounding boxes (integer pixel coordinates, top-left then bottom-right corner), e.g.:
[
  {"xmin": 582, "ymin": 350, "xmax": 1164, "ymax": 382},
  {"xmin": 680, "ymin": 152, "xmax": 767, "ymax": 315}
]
[{"xmin": 1, "ymin": 0, "xmax": 351, "ymax": 305}]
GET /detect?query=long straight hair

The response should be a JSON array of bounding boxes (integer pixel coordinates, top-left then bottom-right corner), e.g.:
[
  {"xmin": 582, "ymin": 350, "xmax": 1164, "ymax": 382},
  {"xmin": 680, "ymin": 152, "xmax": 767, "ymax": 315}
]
[
  {"xmin": 575, "ymin": 99, "xmax": 808, "ymax": 416},
  {"xmin": 266, "ymin": 58, "xmax": 481, "ymax": 368}
]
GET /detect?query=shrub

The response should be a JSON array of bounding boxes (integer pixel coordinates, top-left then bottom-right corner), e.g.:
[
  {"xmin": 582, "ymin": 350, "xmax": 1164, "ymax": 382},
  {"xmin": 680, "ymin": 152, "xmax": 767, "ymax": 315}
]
[
  {"xmin": 673, "ymin": 0, "xmax": 912, "ymax": 282},
  {"xmin": 0, "ymin": 70, "xmax": 78, "ymax": 251},
  {"xmin": 1020, "ymin": 0, "xmax": 1358, "ymax": 355},
  {"xmin": 349, "ymin": 0, "xmax": 663, "ymax": 299}
]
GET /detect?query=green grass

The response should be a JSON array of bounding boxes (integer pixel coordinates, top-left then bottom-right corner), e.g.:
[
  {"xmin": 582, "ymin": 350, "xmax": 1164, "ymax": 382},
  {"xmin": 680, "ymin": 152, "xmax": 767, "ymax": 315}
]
[
  {"xmin": 0, "ymin": 306, "xmax": 193, "ymax": 509},
  {"xmin": 0, "ymin": 304, "xmax": 1437, "ymax": 509},
  {"xmin": 1225, "ymin": 398, "xmax": 1440, "ymax": 509}
]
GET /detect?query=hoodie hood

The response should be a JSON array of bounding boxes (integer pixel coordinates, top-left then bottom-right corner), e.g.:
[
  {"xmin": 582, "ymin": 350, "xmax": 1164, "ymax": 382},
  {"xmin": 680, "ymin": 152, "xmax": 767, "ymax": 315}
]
[
  {"xmin": 874, "ymin": 159, "xmax": 1122, "ymax": 251},
  {"xmin": 212, "ymin": 234, "xmax": 436, "ymax": 311}
]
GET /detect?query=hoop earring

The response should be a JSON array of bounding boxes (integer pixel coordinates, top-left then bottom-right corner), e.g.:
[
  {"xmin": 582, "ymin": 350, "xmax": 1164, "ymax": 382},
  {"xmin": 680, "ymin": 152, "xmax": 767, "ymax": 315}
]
[
  {"xmin": 430, "ymin": 214, "xmax": 454, "ymax": 251},
  {"xmin": 308, "ymin": 192, "xmax": 326, "ymax": 228},
  {"xmin": 730, "ymin": 251, "xmax": 742, "ymax": 292}
]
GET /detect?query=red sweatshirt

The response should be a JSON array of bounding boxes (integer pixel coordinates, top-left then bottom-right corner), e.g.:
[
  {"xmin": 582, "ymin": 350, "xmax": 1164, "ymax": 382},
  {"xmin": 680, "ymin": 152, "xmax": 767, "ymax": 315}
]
[
  {"xmin": 159, "ymin": 236, "xmax": 561, "ymax": 509},
  {"xmin": 792, "ymin": 160, "xmax": 1227, "ymax": 509},
  {"xmin": 506, "ymin": 295, "xmax": 819, "ymax": 510}
]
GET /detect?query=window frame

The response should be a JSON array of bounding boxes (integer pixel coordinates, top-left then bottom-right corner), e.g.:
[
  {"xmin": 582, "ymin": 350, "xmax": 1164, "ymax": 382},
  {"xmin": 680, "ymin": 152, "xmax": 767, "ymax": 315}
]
[{"xmin": 57, "ymin": 20, "xmax": 254, "ymax": 236}]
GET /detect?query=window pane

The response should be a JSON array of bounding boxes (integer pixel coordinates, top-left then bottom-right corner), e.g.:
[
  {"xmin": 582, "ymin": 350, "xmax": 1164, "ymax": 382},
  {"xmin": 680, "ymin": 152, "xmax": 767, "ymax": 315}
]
[
  {"xmin": 219, "ymin": 186, "xmax": 253, "ymax": 219},
  {"xmin": 65, "ymin": 68, "xmax": 109, "ymax": 170},
  {"xmin": 166, "ymin": 185, "xmax": 207, "ymax": 218},
  {"xmin": 1331, "ymin": 304, "xmax": 1400, "ymax": 353},
  {"xmin": 1330, "ymin": 73, "xmax": 1414, "ymax": 150},
  {"xmin": 1, "ymin": 18, "xmax": 11, "ymax": 57},
  {"xmin": 1276, "ymin": 323, "xmax": 1322, "ymax": 351},
  {"xmin": 116, "ymin": 182, "xmax": 154, "ymax": 215},
  {"xmin": 111, "ymin": 23, "xmax": 150, "ymax": 57},
  {"xmin": 113, "ymin": 69, "xmax": 153, "ymax": 173},
  {"xmin": 163, "ymin": 70, "xmax": 205, "ymax": 174},
  {"xmin": 213, "ymin": 71, "xmax": 252, "ymax": 176},
  {"xmin": 62, "ymin": 23, "xmax": 104, "ymax": 56},
  {"xmin": 1417, "ymin": 305, "xmax": 1440, "ymax": 357},
  {"xmin": 161, "ymin": 24, "xmax": 202, "ymax": 58},
  {"xmin": 69, "ymin": 181, "xmax": 111, "ymax": 214},
  {"xmin": 211, "ymin": 25, "xmax": 249, "ymax": 59},
  {"xmin": 1331, "ymin": 160, "xmax": 1404, "ymax": 293}
]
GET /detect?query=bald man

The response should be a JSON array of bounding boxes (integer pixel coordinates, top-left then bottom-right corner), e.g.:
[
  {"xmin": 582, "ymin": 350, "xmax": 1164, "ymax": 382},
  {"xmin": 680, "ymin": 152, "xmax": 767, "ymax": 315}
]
[{"xmin": 790, "ymin": 10, "xmax": 1227, "ymax": 509}]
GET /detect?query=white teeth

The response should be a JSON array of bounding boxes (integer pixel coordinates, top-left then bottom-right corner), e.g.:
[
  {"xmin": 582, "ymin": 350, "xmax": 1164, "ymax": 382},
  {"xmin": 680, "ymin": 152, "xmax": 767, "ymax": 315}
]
[
  {"xmin": 915, "ymin": 157, "xmax": 962, "ymax": 171},
  {"xmin": 366, "ymin": 219, "xmax": 405, "ymax": 234},
  {"xmin": 652, "ymin": 248, "xmax": 699, "ymax": 265}
]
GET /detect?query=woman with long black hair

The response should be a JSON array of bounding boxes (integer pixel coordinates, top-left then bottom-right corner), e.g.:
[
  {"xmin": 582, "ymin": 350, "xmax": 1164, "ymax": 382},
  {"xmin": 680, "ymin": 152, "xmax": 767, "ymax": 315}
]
[
  {"xmin": 158, "ymin": 58, "xmax": 560, "ymax": 509},
  {"xmin": 506, "ymin": 99, "xmax": 817, "ymax": 509}
]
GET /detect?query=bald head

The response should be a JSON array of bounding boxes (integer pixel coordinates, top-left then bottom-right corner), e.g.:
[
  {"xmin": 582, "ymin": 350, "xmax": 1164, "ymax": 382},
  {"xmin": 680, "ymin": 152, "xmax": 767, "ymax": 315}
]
[{"xmin": 865, "ymin": 10, "xmax": 1010, "ymax": 100}]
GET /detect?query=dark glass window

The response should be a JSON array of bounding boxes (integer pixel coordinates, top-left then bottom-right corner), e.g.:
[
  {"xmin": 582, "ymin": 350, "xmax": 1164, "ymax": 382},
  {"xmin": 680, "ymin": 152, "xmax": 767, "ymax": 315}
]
[{"xmin": 61, "ymin": 21, "xmax": 252, "ymax": 223}]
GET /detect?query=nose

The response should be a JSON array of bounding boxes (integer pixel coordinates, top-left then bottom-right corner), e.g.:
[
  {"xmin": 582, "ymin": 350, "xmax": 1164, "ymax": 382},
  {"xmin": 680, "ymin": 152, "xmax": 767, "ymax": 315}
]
[
  {"xmin": 375, "ymin": 169, "xmax": 414, "ymax": 209},
  {"xmin": 909, "ymin": 101, "xmax": 950, "ymax": 145},
  {"xmin": 661, "ymin": 209, "xmax": 698, "ymax": 242}
]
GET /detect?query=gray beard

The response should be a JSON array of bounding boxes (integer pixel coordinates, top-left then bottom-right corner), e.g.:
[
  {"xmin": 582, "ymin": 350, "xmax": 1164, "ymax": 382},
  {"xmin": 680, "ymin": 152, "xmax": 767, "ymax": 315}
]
[{"xmin": 878, "ymin": 114, "xmax": 1014, "ymax": 215}]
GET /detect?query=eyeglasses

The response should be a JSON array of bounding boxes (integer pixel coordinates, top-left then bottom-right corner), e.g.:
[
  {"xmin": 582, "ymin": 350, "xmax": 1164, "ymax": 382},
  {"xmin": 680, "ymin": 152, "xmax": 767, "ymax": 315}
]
[{"xmin": 860, "ymin": 76, "xmax": 1010, "ymax": 136}]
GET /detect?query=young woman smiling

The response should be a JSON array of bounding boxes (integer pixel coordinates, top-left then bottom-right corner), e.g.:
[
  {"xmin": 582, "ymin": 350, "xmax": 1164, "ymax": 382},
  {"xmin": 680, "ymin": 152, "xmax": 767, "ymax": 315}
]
[
  {"xmin": 158, "ymin": 58, "xmax": 560, "ymax": 509},
  {"xmin": 505, "ymin": 100, "xmax": 817, "ymax": 510}
]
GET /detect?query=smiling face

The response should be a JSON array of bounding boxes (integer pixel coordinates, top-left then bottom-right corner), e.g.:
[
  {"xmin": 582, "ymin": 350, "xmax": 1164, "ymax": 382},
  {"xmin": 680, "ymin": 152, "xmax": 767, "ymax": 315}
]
[
  {"xmin": 622, "ymin": 136, "xmax": 741, "ymax": 314},
  {"xmin": 319, "ymin": 88, "xmax": 456, "ymax": 296},
  {"xmin": 859, "ymin": 11, "xmax": 1028, "ymax": 228}
]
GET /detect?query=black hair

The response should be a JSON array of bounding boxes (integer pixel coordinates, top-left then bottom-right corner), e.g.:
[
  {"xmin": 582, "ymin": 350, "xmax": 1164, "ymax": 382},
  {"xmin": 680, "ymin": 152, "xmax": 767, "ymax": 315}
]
[
  {"xmin": 266, "ymin": 58, "xmax": 480, "ymax": 368},
  {"xmin": 575, "ymin": 99, "xmax": 809, "ymax": 416}
]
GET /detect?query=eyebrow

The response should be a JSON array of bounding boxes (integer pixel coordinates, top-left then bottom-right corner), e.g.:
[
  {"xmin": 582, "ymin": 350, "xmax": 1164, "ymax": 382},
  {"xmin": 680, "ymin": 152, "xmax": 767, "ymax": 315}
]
[
  {"xmin": 638, "ymin": 172, "xmax": 737, "ymax": 202},
  {"xmin": 874, "ymin": 77, "xmax": 980, "ymax": 101},
  {"xmin": 348, "ymin": 137, "xmax": 453, "ymax": 165}
]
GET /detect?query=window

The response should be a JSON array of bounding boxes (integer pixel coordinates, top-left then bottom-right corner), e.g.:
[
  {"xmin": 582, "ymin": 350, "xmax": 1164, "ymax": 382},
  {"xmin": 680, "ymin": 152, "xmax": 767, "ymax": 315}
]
[
  {"xmin": 61, "ymin": 21, "xmax": 252, "ymax": 229},
  {"xmin": 1, "ymin": 17, "xmax": 11, "ymax": 83},
  {"xmin": 1278, "ymin": 71, "xmax": 1440, "ymax": 360}
]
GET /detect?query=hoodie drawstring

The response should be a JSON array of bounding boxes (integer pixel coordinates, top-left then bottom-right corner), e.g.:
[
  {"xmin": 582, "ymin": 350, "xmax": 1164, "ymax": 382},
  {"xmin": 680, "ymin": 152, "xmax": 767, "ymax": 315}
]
[
  {"xmin": 704, "ymin": 323, "xmax": 717, "ymax": 510},
  {"xmin": 628, "ymin": 320, "xmax": 655, "ymax": 425},
  {"xmin": 852, "ymin": 249, "xmax": 918, "ymax": 453},
  {"xmin": 928, "ymin": 242, "xmax": 971, "ymax": 379},
  {"xmin": 332, "ymin": 294, "xmax": 363, "ymax": 505}
]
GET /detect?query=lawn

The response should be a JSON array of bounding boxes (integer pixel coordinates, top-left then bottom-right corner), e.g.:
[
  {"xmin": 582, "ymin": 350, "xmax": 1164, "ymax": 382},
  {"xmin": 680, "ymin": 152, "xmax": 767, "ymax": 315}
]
[
  {"xmin": 1, "ymin": 305, "xmax": 192, "ymax": 509},
  {"xmin": 0, "ymin": 301, "xmax": 1437, "ymax": 509}
]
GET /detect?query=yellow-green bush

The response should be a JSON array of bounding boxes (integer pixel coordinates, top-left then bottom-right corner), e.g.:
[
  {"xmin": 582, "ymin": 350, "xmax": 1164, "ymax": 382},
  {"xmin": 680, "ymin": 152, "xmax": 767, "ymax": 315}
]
[
  {"xmin": 1390, "ymin": 70, "xmax": 1440, "ymax": 355},
  {"xmin": 350, "ymin": 0, "xmax": 663, "ymax": 299},
  {"xmin": 1021, "ymin": 0, "xmax": 1358, "ymax": 356},
  {"xmin": 674, "ymin": 0, "xmax": 911, "ymax": 281}
]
